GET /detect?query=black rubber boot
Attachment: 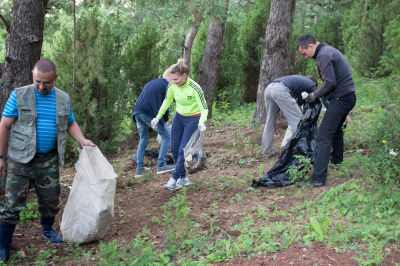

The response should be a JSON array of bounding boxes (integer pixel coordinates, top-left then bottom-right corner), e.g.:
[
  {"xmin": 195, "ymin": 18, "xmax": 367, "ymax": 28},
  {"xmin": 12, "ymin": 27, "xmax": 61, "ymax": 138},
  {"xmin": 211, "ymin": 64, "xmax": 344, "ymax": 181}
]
[
  {"xmin": 0, "ymin": 223, "xmax": 16, "ymax": 264},
  {"xmin": 40, "ymin": 216, "xmax": 63, "ymax": 244}
]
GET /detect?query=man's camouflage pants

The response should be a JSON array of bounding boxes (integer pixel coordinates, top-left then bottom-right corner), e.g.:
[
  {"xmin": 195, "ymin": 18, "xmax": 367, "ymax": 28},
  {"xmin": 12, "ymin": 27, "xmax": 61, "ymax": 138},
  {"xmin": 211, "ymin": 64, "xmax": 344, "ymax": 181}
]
[{"xmin": 0, "ymin": 150, "xmax": 60, "ymax": 224}]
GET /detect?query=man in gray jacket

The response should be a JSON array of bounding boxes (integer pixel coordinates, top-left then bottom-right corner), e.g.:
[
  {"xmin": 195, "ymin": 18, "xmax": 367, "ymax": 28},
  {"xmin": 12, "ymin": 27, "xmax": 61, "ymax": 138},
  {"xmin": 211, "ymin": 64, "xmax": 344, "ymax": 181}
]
[
  {"xmin": 297, "ymin": 34, "xmax": 356, "ymax": 187},
  {"xmin": 0, "ymin": 59, "xmax": 95, "ymax": 263},
  {"xmin": 262, "ymin": 75, "xmax": 318, "ymax": 159}
]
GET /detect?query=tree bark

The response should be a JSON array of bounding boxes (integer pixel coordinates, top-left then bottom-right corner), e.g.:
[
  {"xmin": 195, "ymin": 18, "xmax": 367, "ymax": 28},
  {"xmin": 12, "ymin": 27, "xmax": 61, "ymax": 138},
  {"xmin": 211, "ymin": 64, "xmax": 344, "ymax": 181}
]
[
  {"xmin": 183, "ymin": 27, "xmax": 198, "ymax": 76},
  {"xmin": 251, "ymin": 0, "xmax": 296, "ymax": 129},
  {"xmin": 0, "ymin": 63, "xmax": 4, "ymax": 78},
  {"xmin": 197, "ymin": 2, "xmax": 228, "ymax": 118},
  {"xmin": 183, "ymin": 1, "xmax": 203, "ymax": 77},
  {"xmin": 0, "ymin": 0, "xmax": 49, "ymax": 194}
]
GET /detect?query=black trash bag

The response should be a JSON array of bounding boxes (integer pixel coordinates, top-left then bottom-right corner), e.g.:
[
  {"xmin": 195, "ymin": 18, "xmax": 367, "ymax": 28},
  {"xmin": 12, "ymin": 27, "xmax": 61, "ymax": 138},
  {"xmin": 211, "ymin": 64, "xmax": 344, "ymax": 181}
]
[
  {"xmin": 253, "ymin": 100, "xmax": 322, "ymax": 188},
  {"xmin": 183, "ymin": 129, "xmax": 206, "ymax": 174}
]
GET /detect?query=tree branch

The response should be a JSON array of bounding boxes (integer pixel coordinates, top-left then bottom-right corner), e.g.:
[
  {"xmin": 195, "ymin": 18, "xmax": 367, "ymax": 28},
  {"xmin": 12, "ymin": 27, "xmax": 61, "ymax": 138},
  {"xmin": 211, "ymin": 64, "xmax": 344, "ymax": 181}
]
[
  {"xmin": 0, "ymin": 14, "xmax": 10, "ymax": 33},
  {"xmin": 258, "ymin": 37, "xmax": 267, "ymax": 47}
]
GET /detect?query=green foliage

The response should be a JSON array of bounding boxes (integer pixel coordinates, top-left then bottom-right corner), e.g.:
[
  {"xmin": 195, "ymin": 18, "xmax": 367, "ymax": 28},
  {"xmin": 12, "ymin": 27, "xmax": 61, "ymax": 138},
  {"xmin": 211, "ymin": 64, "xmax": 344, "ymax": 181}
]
[
  {"xmin": 210, "ymin": 102, "xmax": 254, "ymax": 128},
  {"xmin": 380, "ymin": 15, "xmax": 400, "ymax": 75},
  {"xmin": 346, "ymin": 75, "xmax": 400, "ymax": 182},
  {"xmin": 0, "ymin": 1, "xmax": 11, "ymax": 63},
  {"xmin": 35, "ymin": 249, "xmax": 57, "ymax": 266},
  {"xmin": 158, "ymin": 25, "xmax": 186, "ymax": 73},
  {"xmin": 45, "ymin": 6, "xmax": 129, "ymax": 159},
  {"xmin": 62, "ymin": 241, "xmax": 89, "ymax": 261},
  {"xmin": 123, "ymin": 21, "xmax": 161, "ymax": 96},
  {"xmin": 160, "ymin": 188, "xmax": 194, "ymax": 243},
  {"xmin": 97, "ymin": 228, "xmax": 171, "ymax": 265},
  {"xmin": 341, "ymin": 0, "xmax": 400, "ymax": 76},
  {"xmin": 237, "ymin": 0, "xmax": 270, "ymax": 103},
  {"xmin": 190, "ymin": 18, "xmax": 209, "ymax": 81},
  {"xmin": 353, "ymin": 239, "xmax": 390, "ymax": 265},
  {"xmin": 292, "ymin": 0, "xmax": 353, "ymax": 75},
  {"xmin": 286, "ymin": 155, "xmax": 311, "ymax": 182},
  {"xmin": 19, "ymin": 202, "xmax": 39, "ymax": 224},
  {"xmin": 214, "ymin": 21, "xmax": 244, "ymax": 106},
  {"xmin": 308, "ymin": 217, "xmax": 329, "ymax": 242},
  {"xmin": 313, "ymin": 16, "xmax": 343, "ymax": 51},
  {"xmin": 0, "ymin": 31, "xmax": 6, "ymax": 63}
]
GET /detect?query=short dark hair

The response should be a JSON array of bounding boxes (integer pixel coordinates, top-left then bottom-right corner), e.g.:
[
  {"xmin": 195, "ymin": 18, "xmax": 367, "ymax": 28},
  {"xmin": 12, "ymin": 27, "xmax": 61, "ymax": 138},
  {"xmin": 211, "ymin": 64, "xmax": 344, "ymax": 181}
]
[
  {"xmin": 307, "ymin": 75, "xmax": 318, "ymax": 87},
  {"xmin": 297, "ymin": 34, "xmax": 317, "ymax": 50},
  {"xmin": 33, "ymin": 59, "xmax": 57, "ymax": 75}
]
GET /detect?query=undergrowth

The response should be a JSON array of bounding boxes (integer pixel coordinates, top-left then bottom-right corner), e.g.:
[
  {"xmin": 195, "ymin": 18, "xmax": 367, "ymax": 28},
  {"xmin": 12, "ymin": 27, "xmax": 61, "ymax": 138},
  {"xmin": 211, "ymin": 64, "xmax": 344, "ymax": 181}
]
[
  {"xmin": 24, "ymin": 76, "xmax": 400, "ymax": 265},
  {"xmin": 94, "ymin": 76, "xmax": 400, "ymax": 265}
]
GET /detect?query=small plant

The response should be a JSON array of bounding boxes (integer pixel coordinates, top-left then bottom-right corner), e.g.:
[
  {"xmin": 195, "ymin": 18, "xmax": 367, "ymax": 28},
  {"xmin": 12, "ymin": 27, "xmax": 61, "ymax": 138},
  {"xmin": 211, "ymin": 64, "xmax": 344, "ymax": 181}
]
[
  {"xmin": 19, "ymin": 202, "xmax": 39, "ymax": 224},
  {"xmin": 62, "ymin": 241, "xmax": 89, "ymax": 261},
  {"xmin": 231, "ymin": 131, "xmax": 245, "ymax": 152},
  {"xmin": 230, "ymin": 194, "xmax": 243, "ymax": 206},
  {"xmin": 151, "ymin": 216, "xmax": 161, "ymax": 224},
  {"xmin": 256, "ymin": 205, "xmax": 267, "ymax": 218},
  {"xmin": 35, "ymin": 249, "xmax": 55, "ymax": 266},
  {"xmin": 258, "ymin": 164, "xmax": 264, "ymax": 178},
  {"xmin": 286, "ymin": 155, "xmax": 311, "ymax": 182},
  {"xmin": 303, "ymin": 217, "xmax": 329, "ymax": 245},
  {"xmin": 353, "ymin": 239, "xmax": 390, "ymax": 265}
]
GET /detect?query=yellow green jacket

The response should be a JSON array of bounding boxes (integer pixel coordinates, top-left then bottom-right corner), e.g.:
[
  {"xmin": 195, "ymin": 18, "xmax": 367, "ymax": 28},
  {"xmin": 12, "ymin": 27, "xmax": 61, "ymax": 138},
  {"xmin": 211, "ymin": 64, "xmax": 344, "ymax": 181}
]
[{"xmin": 156, "ymin": 78, "xmax": 208, "ymax": 124}]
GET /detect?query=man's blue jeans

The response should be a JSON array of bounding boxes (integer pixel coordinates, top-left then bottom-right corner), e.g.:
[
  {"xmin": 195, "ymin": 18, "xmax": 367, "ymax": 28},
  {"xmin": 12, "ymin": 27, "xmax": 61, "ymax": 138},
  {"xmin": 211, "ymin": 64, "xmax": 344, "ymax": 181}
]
[{"xmin": 135, "ymin": 114, "xmax": 171, "ymax": 169}]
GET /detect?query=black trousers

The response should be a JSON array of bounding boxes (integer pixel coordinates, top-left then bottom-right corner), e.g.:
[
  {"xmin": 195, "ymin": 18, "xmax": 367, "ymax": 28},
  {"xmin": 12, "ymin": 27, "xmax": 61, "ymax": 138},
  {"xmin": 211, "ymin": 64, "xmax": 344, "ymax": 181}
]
[{"xmin": 311, "ymin": 93, "xmax": 356, "ymax": 183}]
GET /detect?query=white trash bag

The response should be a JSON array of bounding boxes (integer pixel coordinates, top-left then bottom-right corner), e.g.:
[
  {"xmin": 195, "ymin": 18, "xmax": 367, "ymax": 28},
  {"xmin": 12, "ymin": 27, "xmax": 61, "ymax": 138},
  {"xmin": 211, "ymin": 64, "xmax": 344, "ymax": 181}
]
[
  {"xmin": 61, "ymin": 146, "xmax": 117, "ymax": 244},
  {"xmin": 183, "ymin": 129, "xmax": 206, "ymax": 174}
]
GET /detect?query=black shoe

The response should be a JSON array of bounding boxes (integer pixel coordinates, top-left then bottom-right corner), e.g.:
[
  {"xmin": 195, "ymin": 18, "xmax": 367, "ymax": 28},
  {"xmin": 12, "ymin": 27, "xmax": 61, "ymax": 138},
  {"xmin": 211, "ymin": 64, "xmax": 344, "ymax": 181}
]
[{"xmin": 297, "ymin": 178, "xmax": 325, "ymax": 187}]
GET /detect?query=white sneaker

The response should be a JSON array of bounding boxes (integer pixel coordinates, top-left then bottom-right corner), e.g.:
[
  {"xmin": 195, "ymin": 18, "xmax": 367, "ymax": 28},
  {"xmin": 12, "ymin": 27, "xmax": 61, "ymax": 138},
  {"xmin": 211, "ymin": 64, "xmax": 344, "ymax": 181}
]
[
  {"xmin": 164, "ymin": 177, "xmax": 183, "ymax": 191},
  {"xmin": 178, "ymin": 176, "xmax": 190, "ymax": 186}
]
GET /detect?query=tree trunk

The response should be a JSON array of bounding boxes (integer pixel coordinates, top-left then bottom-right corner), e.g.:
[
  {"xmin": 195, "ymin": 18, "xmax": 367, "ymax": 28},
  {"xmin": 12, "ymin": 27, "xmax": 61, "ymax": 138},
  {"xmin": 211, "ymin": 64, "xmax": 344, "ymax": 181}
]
[
  {"xmin": 197, "ymin": 2, "xmax": 228, "ymax": 118},
  {"xmin": 0, "ymin": 0, "xmax": 49, "ymax": 194},
  {"xmin": 183, "ymin": 27, "xmax": 198, "ymax": 76},
  {"xmin": 251, "ymin": 0, "xmax": 296, "ymax": 129},
  {"xmin": 183, "ymin": 1, "xmax": 203, "ymax": 77}
]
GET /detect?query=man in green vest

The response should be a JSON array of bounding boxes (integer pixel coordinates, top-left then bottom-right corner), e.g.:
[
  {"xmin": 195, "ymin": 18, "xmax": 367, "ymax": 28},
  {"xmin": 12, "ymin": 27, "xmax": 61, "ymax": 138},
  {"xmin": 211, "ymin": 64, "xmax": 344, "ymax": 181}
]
[{"xmin": 0, "ymin": 59, "xmax": 95, "ymax": 263}]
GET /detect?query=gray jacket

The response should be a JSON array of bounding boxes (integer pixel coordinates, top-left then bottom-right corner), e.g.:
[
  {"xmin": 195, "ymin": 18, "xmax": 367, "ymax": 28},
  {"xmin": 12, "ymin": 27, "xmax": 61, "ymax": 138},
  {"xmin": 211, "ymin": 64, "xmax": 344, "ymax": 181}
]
[{"xmin": 8, "ymin": 85, "xmax": 71, "ymax": 166}]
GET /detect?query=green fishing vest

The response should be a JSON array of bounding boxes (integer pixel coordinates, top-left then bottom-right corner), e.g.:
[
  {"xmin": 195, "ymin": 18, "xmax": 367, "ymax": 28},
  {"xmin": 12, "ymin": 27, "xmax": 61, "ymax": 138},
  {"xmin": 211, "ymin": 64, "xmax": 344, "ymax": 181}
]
[{"xmin": 8, "ymin": 85, "xmax": 71, "ymax": 167}]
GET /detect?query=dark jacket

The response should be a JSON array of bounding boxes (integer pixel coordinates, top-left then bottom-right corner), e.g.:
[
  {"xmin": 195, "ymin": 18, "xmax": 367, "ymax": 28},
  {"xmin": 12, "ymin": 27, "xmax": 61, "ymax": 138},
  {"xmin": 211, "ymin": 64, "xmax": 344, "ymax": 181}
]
[
  {"xmin": 271, "ymin": 75, "xmax": 317, "ymax": 106},
  {"xmin": 132, "ymin": 78, "xmax": 170, "ymax": 126},
  {"xmin": 313, "ymin": 42, "xmax": 355, "ymax": 100}
]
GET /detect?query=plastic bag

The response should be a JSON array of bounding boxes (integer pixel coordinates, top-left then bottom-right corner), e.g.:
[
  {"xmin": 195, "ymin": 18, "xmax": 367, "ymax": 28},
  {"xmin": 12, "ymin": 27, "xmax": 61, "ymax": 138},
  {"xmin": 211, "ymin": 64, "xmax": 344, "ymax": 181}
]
[
  {"xmin": 61, "ymin": 146, "xmax": 117, "ymax": 244},
  {"xmin": 183, "ymin": 129, "xmax": 206, "ymax": 174},
  {"xmin": 253, "ymin": 100, "xmax": 322, "ymax": 188},
  {"xmin": 280, "ymin": 125, "xmax": 293, "ymax": 149}
]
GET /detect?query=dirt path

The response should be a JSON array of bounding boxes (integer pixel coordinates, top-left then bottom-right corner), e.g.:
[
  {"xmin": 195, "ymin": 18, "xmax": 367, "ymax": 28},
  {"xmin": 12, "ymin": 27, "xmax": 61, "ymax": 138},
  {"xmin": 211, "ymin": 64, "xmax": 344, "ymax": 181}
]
[{"xmin": 6, "ymin": 121, "xmax": 400, "ymax": 265}]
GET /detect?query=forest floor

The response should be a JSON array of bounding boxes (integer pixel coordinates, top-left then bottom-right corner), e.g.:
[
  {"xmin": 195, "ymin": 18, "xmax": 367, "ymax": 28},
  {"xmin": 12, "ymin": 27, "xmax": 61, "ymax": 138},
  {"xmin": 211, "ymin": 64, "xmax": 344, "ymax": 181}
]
[{"xmin": 5, "ymin": 118, "xmax": 400, "ymax": 265}]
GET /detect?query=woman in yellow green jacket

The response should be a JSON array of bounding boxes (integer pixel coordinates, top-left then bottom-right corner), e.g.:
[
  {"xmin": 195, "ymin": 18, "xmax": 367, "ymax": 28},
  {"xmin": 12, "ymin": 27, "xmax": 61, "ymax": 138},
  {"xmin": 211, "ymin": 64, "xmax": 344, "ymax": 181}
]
[{"xmin": 152, "ymin": 59, "xmax": 208, "ymax": 190}]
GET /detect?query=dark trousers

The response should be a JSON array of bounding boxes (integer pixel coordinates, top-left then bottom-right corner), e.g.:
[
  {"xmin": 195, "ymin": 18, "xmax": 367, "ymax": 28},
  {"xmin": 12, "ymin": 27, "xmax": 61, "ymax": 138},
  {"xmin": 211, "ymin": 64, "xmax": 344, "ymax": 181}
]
[
  {"xmin": 312, "ymin": 93, "xmax": 356, "ymax": 183},
  {"xmin": 170, "ymin": 112, "xmax": 199, "ymax": 180}
]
